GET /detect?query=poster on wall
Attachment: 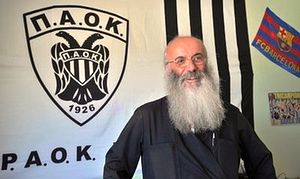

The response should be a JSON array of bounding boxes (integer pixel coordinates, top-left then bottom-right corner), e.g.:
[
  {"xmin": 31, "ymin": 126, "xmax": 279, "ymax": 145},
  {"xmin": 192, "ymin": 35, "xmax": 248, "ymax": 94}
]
[{"xmin": 268, "ymin": 92, "xmax": 300, "ymax": 125}]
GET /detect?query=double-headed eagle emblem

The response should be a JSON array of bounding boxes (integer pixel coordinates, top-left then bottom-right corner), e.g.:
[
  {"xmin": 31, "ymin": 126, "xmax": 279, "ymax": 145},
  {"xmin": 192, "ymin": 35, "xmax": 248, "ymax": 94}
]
[{"xmin": 51, "ymin": 31, "xmax": 109, "ymax": 105}]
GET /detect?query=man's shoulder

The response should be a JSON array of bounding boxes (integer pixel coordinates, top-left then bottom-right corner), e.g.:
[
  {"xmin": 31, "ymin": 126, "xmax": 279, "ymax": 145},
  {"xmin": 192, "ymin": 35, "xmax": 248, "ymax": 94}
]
[
  {"xmin": 138, "ymin": 96, "xmax": 167, "ymax": 110},
  {"xmin": 222, "ymin": 102, "xmax": 249, "ymax": 127},
  {"xmin": 224, "ymin": 102, "xmax": 241, "ymax": 114},
  {"xmin": 129, "ymin": 97, "xmax": 168, "ymax": 124}
]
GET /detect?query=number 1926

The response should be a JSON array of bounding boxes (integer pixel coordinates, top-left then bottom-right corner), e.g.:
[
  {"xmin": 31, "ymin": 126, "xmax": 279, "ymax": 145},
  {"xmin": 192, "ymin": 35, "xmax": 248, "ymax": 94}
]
[{"xmin": 69, "ymin": 104, "xmax": 95, "ymax": 113}]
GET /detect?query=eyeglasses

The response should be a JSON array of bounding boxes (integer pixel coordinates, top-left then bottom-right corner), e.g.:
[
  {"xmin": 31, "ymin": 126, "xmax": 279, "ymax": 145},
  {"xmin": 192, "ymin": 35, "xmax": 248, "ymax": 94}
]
[{"xmin": 165, "ymin": 53, "xmax": 206, "ymax": 67}]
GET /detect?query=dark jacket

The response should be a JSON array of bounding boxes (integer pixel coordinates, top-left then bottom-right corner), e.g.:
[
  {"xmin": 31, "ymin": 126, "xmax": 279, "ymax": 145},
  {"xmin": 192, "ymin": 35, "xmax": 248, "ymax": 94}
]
[{"xmin": 104, "ymin": 97, "xmax": 276, "ymax": 179}]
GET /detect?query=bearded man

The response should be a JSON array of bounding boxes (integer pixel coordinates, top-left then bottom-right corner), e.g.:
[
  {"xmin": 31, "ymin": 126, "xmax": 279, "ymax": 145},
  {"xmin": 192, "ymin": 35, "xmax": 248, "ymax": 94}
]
[{"xmin": 104, "ymin": 36, "xmax": 276, "ymax": 179}]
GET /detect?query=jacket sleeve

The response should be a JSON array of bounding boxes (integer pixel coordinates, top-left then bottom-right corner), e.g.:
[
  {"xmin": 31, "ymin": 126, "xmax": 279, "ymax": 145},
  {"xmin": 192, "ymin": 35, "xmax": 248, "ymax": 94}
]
[
  {"xmin": 237, "ymin": 111, "xmax": 277, "ymax": 179},
  {"xmin": 103, "ymin": 109, "xmax": 144, "ymax": 179}
]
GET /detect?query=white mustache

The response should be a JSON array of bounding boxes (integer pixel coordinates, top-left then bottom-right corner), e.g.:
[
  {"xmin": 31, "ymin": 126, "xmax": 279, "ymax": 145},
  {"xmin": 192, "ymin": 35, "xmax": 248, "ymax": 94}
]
[{"xmin": 180, "ymin": 71, "xmax": 204, "ymax": 83}]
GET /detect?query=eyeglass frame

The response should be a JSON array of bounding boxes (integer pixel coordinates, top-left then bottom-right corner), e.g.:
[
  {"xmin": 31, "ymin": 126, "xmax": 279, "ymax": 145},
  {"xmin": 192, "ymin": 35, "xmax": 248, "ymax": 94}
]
[{"xmin": 164, "ymin": 53, "xmax": 206, "ymax": 67}]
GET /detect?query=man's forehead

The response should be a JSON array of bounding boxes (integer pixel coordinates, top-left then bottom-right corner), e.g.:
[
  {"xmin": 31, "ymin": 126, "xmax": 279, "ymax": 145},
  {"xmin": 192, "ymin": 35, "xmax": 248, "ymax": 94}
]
[
  {"xmin": 168, "ymin": 36, "xmax": 202, "ymax": 46},
  {"xmin": 166, "ymin": 37, "xmax": 204, "ymax": 56}
]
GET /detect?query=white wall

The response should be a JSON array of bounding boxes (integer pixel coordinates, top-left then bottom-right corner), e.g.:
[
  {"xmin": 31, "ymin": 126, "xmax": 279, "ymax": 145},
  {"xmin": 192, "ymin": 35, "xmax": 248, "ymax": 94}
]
[{"xmin": 246, "ymin": 0, "xmax": 300, "ymax": 177}]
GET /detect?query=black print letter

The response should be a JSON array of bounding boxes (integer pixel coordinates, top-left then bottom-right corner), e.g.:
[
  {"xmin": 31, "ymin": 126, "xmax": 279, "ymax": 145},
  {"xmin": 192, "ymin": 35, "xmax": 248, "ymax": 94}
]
[
  {"xmin": 85, "ymin": 12, "xmax": 100, "ymax": 27},
  {"xmin": 60, "ymin": 10, "xmax": 76, "ymax": 25},
  {"xmin": 76, "ymin": 145, "xmax": 91, "ymax": 161},
  {"xmin": 30, "ymin": 13, "xmax": 51, "ymax": 32},
  {"xmin": 51, "ymin": 147, "xmax": 67, "ymax": 163},
  {"xmin": 1, "ymin": 153, "xmax": 17, "ymax": 170},
  {"xmin": 24, "ymin": 151, "xmax": 42, "ymax": 168},
  {"xmin": 105, "ymin": 17, "xmax": 122, "ymax": 35}
]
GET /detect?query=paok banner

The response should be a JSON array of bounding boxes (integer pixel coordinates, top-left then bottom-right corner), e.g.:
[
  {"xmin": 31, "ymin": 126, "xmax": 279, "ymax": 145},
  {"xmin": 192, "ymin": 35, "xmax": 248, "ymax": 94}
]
[{"xmin": 0, "ymin": 0, "xmax": 252, "ymax": 178}]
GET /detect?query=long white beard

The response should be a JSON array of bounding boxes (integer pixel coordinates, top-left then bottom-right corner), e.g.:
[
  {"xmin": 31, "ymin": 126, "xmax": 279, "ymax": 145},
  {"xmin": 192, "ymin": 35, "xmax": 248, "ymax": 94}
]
[{"xmin": 166, "ymin": 70, "xmax": 225, "ymax": 134}]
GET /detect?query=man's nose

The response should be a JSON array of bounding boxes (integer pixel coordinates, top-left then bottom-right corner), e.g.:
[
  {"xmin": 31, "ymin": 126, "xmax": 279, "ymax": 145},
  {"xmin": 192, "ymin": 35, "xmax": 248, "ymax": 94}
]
[{"xmin": 184, "ymin": 59, "xmax": 197, "ymax": 72}]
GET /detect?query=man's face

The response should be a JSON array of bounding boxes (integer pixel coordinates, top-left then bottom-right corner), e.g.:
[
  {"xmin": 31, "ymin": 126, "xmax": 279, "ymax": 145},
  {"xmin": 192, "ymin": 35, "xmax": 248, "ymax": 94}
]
[{"xmin": 165, "ymin": 37, "xmax": 207, "ymax": 89}]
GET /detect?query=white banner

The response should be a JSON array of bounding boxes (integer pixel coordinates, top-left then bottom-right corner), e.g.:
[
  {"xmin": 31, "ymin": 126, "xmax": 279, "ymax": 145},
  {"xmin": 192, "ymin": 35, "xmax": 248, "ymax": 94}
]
[{"xmin": 0, "ymin": 0, "xmax": 251, "ymax": 178}]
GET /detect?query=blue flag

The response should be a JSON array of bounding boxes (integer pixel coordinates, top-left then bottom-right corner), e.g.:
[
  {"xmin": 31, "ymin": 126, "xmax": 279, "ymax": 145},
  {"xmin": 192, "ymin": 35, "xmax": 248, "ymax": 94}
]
[{"xmin": 252, "ymin": 8, "xmax": 300, "ymax": 77}]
